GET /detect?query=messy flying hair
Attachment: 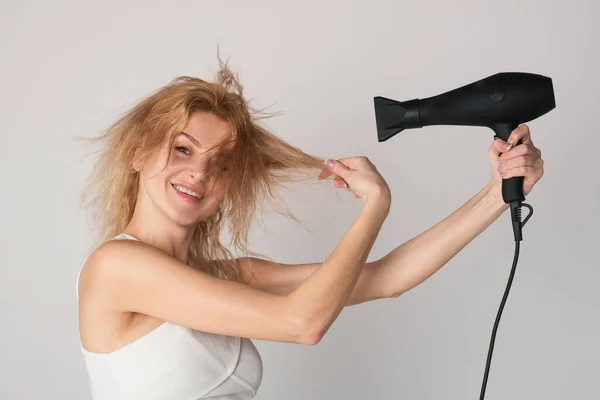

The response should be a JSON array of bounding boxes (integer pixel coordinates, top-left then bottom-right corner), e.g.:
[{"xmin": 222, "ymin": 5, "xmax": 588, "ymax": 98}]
[{"xmin": 78, "ymin": 54, "xmax": 333, "ymax": 282}]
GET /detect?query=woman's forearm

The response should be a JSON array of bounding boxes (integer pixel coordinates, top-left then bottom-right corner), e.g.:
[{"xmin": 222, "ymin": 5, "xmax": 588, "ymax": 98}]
[
  {"xmin": 289, "ymin": 189, "xmax": 391, "ymax": 344},
  {"xmin": 376, "ymin": 181, "xmax": 509, "ymax": 298}
]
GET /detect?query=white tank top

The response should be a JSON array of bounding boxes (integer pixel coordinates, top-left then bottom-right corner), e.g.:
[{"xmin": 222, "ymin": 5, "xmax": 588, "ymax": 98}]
[{"xmin": 76, "ymin": 233, "xmax": 263, "ymax": 400}]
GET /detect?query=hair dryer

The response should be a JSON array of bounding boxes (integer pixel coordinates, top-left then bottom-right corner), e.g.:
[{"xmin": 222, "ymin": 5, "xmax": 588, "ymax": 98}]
[
  {"xmin": 373, "ymin": 72, "xmax": 556, "ymax": 399},
  {"xmin": 374, "ymin": 72, "xmax": 555, "ymax": 238}
]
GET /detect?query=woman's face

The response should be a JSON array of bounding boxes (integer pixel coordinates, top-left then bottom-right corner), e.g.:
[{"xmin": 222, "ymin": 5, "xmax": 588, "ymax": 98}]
[{"xmin": 136, "ymin": 111, "xmax": 233, "ymax": 227}]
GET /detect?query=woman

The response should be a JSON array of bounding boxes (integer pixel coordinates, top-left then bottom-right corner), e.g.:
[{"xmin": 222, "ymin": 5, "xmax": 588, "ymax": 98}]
[{"xmin": 76, "ymin": 57, "xmax": 544, "ymax": 400}]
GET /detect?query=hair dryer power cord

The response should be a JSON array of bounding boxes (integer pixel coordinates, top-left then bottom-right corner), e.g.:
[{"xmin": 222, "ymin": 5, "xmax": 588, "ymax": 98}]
[{"xmin": 479, "ymin": 201, "xmax": 533, "ymax": 400}]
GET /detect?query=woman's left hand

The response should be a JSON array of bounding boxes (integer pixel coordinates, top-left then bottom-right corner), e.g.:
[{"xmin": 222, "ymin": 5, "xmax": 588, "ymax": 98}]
[{"xmin": 489, "ymin": 124, "xmax": 544, "ymax": 197}]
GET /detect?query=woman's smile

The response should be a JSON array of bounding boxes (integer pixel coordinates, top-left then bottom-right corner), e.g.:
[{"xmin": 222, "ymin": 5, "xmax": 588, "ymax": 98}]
[{"xmin": 171, "ymin": 183, "xmax": 204, "ymax": 204}]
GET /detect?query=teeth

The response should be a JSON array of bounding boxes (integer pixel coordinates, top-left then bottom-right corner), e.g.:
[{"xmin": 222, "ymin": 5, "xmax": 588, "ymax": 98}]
[{"xmin": 173, "ymin": 184, "xmax": 203, "ymax": 199}]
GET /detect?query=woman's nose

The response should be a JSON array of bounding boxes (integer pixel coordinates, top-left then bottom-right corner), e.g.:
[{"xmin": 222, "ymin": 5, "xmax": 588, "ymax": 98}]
[{"xmin": 187, "ymin": 157, "xmax": 214, "ymax": 179}]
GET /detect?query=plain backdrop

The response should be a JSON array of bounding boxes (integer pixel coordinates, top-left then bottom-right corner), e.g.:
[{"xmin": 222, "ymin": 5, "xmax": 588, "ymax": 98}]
[{"xmin": 1, "ymin": 0, "xmax": 598, "ymax": 399}]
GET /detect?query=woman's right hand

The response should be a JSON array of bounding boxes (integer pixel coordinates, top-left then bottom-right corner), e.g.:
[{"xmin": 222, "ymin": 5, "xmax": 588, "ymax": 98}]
[{"xmin": 318, "ymin": 157, "xmax": 391, "ymax": 204}]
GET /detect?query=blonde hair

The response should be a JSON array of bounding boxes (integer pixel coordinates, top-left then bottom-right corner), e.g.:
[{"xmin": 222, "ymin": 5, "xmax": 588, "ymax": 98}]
[{"xmin": 78, "ymin": 54, "xmax": 332, "ymax": 282}]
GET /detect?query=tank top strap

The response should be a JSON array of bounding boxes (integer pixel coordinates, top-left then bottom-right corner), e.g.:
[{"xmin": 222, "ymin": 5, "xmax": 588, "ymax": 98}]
[
  {"xmin": 115, "ymin": 233, "xmax": 139, "ymax": 241},
  {"xmin": 76, "ymin": 233, "xmax": 139, "ymax": 300}
]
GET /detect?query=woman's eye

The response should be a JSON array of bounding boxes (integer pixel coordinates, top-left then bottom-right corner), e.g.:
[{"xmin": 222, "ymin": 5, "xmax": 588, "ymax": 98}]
[{"xmin": 175, "ymin": 146, "xmax": 191, "ymax": 155}]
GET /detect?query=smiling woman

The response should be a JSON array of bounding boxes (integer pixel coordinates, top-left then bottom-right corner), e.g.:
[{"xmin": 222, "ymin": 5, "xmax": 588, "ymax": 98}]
[
  {"xmin": 128, "ymin": 111, "xmax": 238, "ymax": 231},
  {"xmin": 74, "ymin": 52, "xmax": 392, "ymax": 400},
  {"xmin": 79, "ymin": 55, "xmax": 330, "ymax": 281}
]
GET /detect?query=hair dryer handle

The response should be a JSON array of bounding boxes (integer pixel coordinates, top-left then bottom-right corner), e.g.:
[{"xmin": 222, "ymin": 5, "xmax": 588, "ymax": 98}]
[{"xmin": 490, "ymin": 122, "xmax": 525, "ymax": 204}]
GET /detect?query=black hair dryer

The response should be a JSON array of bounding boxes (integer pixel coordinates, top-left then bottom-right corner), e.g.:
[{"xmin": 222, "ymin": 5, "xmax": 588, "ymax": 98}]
[
  {"xmin": 374, "ymin": 72, "xmax": 556, "ymax": 241},
  {"xmin": 373, "ymin": 72, "xmax": 556, "ymax": 400}
]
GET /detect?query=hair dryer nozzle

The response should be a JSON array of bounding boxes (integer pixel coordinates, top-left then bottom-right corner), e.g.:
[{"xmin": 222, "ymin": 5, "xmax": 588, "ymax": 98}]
[{"xmin": 374, "ymin": 96, "xmax": 422, "ymax": 142}]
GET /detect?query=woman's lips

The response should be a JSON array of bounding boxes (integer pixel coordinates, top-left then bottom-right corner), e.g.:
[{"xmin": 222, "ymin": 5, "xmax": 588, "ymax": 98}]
[{"xmin": 172, "ymin": 184, "xmax": 203, "ymax": 204}]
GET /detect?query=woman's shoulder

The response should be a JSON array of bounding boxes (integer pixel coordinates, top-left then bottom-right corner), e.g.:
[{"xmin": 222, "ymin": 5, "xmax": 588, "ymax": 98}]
[
  {"xmin": 77, "ymin": 239, "xmax": 139, "ymax": 302},
  {"xmin": 80, "ymin": 239, "xmax": 247, "ymax": 293},
  {"xmin": 80, "ymin": 238, "xmax": 145, "ymax": 278}
]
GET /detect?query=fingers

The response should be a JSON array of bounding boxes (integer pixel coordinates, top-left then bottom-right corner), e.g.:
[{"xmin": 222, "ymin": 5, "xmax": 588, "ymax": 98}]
[
  {"xmin": 332, "ymin": 175, "xmax": 348, "ymax": 189},
  {"xmin": 496, "ymin": 131, "xmax": 544, "ymax": 183},
  {"xmin": 498, "ymin": 164, "xmax": 544, "ymax": 182},
  {"xmin": 497, "ymin": 141, "xmax": 541, "ymax": 164},
  {"xmin": 318, "ymin": 157, "xmax": 357, "ymax": 180},
  {"xmin": 331, "ymin": 170, "xmax": 361, "ymax": 197},
  {"xmin": 489, "ymin": 138, "xmax": 513, "ymax": 159},
  {"xmin": 320, "ymin": 158, "xmax": 361, "ymax": 198},
  {"xmin": 317, "ymin": 168, "xmax": 331, "ymax": 180},
  {"xmin": 507, "ymin": 124, "xmax": 533, "ymax": 146},
  {"xmin": 490, "ymin": 125, "xmax": 544, "ymax": 195},
  {"xmin": 317, "ymin": 159, "xmax": 336, "ymax": 180},
  {"xmin": 497, "ymin": 154, "xmax": 543, "ymax": 177},
  {"xmin": 323, "ymin": 159, "xmax": 351, "ymax": 177},
  {"xmin": 489, "ymin": 124, "xmax": 533, "ymax": 159}
]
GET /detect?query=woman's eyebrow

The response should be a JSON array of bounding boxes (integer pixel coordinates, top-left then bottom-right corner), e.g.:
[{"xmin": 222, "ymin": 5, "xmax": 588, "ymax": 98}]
[{"xmin": 179, "ymin": 132, "xmax": 202, "ymax": 149}]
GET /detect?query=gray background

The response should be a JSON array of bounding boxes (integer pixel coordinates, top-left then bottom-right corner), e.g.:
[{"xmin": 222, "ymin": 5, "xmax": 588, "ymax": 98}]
[{"xmin": 1, "ymin": 0, "xmax": 598, "ymax": 399}]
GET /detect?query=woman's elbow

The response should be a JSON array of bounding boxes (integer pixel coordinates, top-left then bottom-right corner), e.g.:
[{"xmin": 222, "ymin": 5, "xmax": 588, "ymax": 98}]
[
  {"xmin": 295, "ymin": 320, "xmax": 327, "ymax": 345},
  {"xmin": 282, "ymin": 297, "xmax": 327, "ymax": 345}
]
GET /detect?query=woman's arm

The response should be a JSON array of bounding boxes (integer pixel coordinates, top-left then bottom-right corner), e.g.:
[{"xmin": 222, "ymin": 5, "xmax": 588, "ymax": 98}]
[
  {"xmin": 234, "ymin": 257, "xmax": 387, "ymax": 306},
  {"xmin": 236, "ymin": 182, "xmax": 507, "ymax": 305},
  {"xmin": 376, "ymin": 181, "xmax": 508, "ymax": 298},
  {"xmin": 287, "ymin": 188, "xmax": 390, "ymax": 343},
  {"xmin": 238, "ymin": 126, "xmax": 540, "ymax": 306},
  {"xmin": 376, "ymin": 125, "xmax": 544, "ymax": 298},
  {"xmin": 81, "ymin": 188, "xmax": 389, "ymax": 346}
]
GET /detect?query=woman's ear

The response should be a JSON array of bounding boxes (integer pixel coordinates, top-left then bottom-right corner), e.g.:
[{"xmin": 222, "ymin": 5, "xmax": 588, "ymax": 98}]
[{"xmin": 132, "ymin": 148, "xmax": 144, "ymax": 172}]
